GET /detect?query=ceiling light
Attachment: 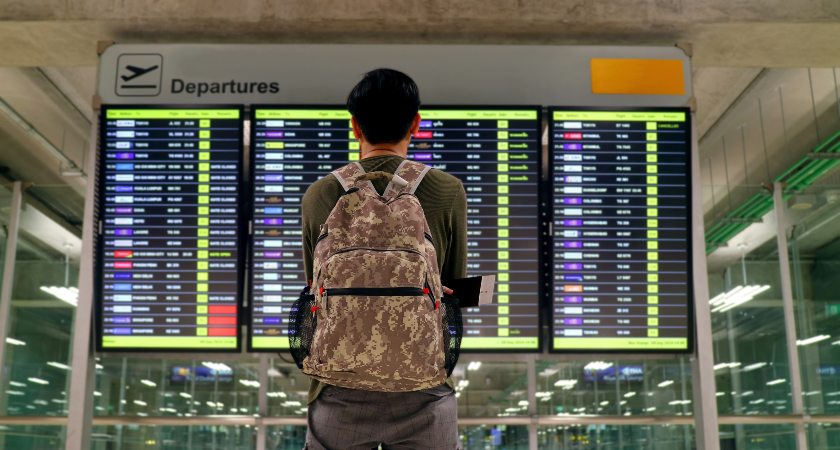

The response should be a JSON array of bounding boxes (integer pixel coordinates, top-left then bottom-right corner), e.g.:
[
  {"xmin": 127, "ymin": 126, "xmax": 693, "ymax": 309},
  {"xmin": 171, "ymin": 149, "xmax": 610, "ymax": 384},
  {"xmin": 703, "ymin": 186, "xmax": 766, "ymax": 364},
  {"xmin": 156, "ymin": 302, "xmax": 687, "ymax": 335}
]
[
  {"xmin": 624, "ymin": 392, "xmax": 636, "ymax": 398},
  {"xmin": 133, "ymin": 400, "xmax": 147, "ymax": 406},
  {"xmin": 767, "ymin": 379, "xmax": 786, "ymax": 386},
  {"xmin": 5, "ymin": 338, "xmax": 25, "ymax": 346},
  {"xmin": 554, "ymin": 379, "xmax": 577, "ymax": 388},
  {"xmin": 658, "ymin": 380, "xmax": 674, "ymax": 387},
  {"xmin": 788, "ymin": 194, "xmax": 816, "ymax": 210},
  {"xmin": 8, "ymin": 381, "xmax": 25, "ymax": 387},
  {"xmin": 714, "ymin": 362, "xmax": 741, "ymax": 370},
  {"xmin": 47, "ymin": 362, "xmax": 71, "ymax": 371},
  {"xmin": 179, "ymin": 393, "xmax": 191, "ymax": 398},
  {"xmin": 645, "ymin": 407, "xmax": 656, "ymax": 411},
  {"xmin": 797, "ymin": 335, "xmax": 830, "ymax": 346},
  {"xmin": 141, "ymin": 379, "xmax": 156, "ymax": 387},
  {"xmin": 741, "ymin": 362, "xmax": 767, "ymax": 372},
  {"xmin": 535, "ymin": 392, "xmax": 552, "ymax": 398},
  {"xmin": 201, "ymin": 362, "xmax": 232, "ymax": 372},
  {"xmin": 40, "ymin": 286, "xmax": 78, "ymax": 306},
  {"xmin": 600, "ymin": 401, "xmax": 609, "ymax": 405},
  {"xmin": 716, "ymin": 392, "xmax": 725, "ymax": 396},
  {"xmin": 711, "ymin": 286, "xmax": 771, "ymax": 313},
  {"xmin": 239, "ymin": 380, "xmax": 260, "ymax": 388},
  {"xmin": 583, "ymin": 361, "xmax": 613, "ymax": 371},
  {"xmin": 28, "ymin": 378, "xmax": 49, "ymax": 385},
  {"xmin": 467, "ymin": 361, "xmax": 482, "ymax": 371}
]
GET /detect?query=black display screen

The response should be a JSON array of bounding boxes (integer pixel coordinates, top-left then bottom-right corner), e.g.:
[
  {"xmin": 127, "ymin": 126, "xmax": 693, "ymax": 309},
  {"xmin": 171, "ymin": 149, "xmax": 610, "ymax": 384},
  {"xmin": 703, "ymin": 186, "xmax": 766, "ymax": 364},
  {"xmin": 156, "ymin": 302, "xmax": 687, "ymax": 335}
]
[
  {"xmin": 248, "ymin": 106, "xmax": 543, "ymax": 352},
  {"xmin": 96, "ymin": 105, "xmax": 244, "ymax": 352},
  {"xmin": 547, "ymin": 107, "xmax": 693, "ymax": 353}
]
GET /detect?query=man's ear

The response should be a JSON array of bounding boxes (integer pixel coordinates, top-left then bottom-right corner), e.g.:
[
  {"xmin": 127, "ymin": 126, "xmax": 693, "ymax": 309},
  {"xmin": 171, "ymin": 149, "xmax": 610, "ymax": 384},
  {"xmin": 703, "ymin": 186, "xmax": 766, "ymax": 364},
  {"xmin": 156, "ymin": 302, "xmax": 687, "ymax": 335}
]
[
  {"xmin": 409, "ymin": 113, "xmax": 421, "ymax": 137},
  {"xmin": 351, "ymin": 116, "xmax": 365, "ymax": 143}
]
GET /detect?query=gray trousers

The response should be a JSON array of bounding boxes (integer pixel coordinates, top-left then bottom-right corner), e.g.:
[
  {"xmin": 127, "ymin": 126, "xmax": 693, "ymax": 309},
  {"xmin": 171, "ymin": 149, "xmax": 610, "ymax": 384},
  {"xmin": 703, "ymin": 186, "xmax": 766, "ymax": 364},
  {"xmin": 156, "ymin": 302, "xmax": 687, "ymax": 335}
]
[{"xmin": 305, "ymin": 384, "xmax": 460, "ymax": 450}]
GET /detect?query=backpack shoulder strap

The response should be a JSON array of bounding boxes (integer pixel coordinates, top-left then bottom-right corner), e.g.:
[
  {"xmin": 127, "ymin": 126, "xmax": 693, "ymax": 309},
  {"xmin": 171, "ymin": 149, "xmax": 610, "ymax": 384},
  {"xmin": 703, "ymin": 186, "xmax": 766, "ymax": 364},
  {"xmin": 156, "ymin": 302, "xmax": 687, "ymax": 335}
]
[
  {"xmin": 331, "ymin": 162, "xmax": 374, "ymax": 193},
  {"xmin": 383, "ymin": 159, "xmax": 432, "ymax": 198}
]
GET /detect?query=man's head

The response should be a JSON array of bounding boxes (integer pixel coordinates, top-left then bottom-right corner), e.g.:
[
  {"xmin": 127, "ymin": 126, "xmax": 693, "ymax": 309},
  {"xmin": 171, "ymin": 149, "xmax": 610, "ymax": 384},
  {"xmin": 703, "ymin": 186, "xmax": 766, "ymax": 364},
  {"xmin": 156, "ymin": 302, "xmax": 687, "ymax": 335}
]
[{"xmin": 347, "ymin": 69, "xmax": 421, "ymax": 150}]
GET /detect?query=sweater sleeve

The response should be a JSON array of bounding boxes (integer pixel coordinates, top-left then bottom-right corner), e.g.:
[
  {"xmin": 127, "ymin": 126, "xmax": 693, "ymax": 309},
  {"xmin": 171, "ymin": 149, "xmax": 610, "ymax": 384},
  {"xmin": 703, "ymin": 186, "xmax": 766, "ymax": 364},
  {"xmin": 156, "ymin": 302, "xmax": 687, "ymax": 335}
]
[{"xmin": 442, "ymin": 181, "xmax": 468, "ymax": 280}]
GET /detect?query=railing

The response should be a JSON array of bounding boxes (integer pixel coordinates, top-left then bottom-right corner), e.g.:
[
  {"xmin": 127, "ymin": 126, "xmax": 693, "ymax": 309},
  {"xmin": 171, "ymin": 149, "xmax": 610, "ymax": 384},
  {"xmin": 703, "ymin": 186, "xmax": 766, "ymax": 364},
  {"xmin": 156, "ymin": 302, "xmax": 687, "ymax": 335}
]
[{"xmin": 0, "ymin": 414, "xmax": 834, "ymax": 426}]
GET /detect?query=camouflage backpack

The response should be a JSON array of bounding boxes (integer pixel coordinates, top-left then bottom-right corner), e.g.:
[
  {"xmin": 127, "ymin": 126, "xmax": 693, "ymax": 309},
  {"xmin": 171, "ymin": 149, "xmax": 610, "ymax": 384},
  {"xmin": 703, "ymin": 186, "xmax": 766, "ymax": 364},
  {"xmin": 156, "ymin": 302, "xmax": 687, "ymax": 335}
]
[{"xmin": 288, "ymin": 160, "xmax": 462, "ymax": 392}]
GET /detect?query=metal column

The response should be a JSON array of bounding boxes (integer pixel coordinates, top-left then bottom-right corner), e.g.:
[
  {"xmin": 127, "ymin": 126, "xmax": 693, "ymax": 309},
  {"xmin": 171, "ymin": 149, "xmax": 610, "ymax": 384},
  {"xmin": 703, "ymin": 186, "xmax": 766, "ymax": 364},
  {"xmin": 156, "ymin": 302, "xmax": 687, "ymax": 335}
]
[
  {"xmin": 688, "ymin": 113, "xmax": 721, "ymax": 450},
  {"xmin": 256, "ymin": 355, "xmax": 269, "ymax": 450},
  {"xmin": 772, "ymin": 181, "xmax": 808, "ymax": 450},
  {"xmin": 527, "ymin": 354, "xmax": 538, "ymax": 450},
  {"xmin": 0, "ymin": 182, "xmax": 23, "ymax": 384},
  {"xmin": 65, "ymin": 113, "xmax": 100, "ymax": 450}
]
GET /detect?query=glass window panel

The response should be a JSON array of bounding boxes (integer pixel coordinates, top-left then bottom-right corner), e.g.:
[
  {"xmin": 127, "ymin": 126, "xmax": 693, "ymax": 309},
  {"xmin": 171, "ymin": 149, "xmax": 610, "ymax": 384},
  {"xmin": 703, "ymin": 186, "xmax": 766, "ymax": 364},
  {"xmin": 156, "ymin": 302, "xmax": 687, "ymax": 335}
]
[
  {"xmin": 539, "ymin": 425, "xmax": 694, "ymax": 449},
  {"xmin": 94, "ymin": 357, "xmax": 261, "ymax": 417},
  {"xmin": 90, "ymin": 424, "xmax": 257, "ymax": 449},
  {"xmin": 536, "ymin": 358, "xmax": 693, "ymax": 417},
  {"xmin": 706, "ymin": 200, "xmax": 793, "ymax": 415}
]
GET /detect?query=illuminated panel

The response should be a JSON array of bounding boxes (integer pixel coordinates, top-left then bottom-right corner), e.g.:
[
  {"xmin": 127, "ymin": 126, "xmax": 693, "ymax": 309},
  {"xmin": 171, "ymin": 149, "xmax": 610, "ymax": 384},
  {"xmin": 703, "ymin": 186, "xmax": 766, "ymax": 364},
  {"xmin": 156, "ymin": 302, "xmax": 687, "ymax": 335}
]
[
  {"xmin": 548, "ymin": 108, "xmax": 693, "ymax": 353},
  {"xmin": 248, "ymin": 106, "xmax": 542, "ymax": 352},
  {"xmin": 97, "ymin": 106, "xmax": 244, "ymax": 351}
]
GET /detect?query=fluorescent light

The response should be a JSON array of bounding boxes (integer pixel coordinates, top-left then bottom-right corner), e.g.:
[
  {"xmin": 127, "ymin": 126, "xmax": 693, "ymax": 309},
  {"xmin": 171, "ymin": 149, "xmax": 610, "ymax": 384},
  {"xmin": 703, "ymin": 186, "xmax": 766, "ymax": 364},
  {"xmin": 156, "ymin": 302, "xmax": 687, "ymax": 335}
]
[
  {"xmin": 711, "ymin": 285, "xmax": 771, "ymax": 313},
  {"xmin": 584, "ymin": 361, "xmax": 613, "ymax": 371},
  {"xmin": 96, "ymin": 364, "xmax": 104, "ymax": 369},
  {"xmin": 600, "ymin": 401, "xmax": 609, "ymax": 406},
  {"xmin": 658, "ymin": 380, "xmax": 674, "ymax": 387},
  {"xmin": 645, "ymin": 407, "xmax": 656, "ymax": 411},
  {"xmin": 5, "ymin": 338, "xmax": 25, "ymax": 346},
  {"xmin": 179, "ymin": 393, "xmax": 192, "ymax": 398},
  {"xmin": 281, "ymin": 401, "xmax": 301, "ymax": 407},
  {"xmin": 467, "ymin": 361, "xmax": 482, "ymax": 371},
  {"xmin": 267, "ymin": 392, "xmax": 287, "ymax": 398},
  {"xmin": 40, "ymin": 286, "xmax": 79, "ymax": 306},
  {"xmin": 94, "ymin": 391, "xmax": 102, "ymax": 396},
  {"xmin": 803, "ymin": 391, "xmax": 821, "ymax": 396},
  {"xmin": 518, "ymin": 400, "xmax": 529, "ymax": 406},
  {"xmin": 669, "ymin": 400, "xmax": 691, "ymax": 405},
  {"xmin": 797, "ymin": 335, "xmax": 830, "ymax": 346},
  {"xmin": 714, "ymin": 362, "xmax": 741, "ymax": 370},
  {"xmin": 749, "ymin": 399, "xmax": 765, "ymax": 404},
  {"xmin": 28, "ymin": 378, "xmax": 49, "ymax": 385},
  {"xmin": 767, "ymin": 379, "xmax": 786, "ymax": 386},
  {"xmin": 5, "ymin": 391, "xmax": 24, "ymax": 396},
  {"xmin": 554, "ymin": 379, "xmax": 577, "ymax": 388},
  {"xmin": 741, "ymin": 391, "xmax": 754, "ymax": 396},
  {"xmin": 741, "ymin": 362, "xmax": 767, "ymax": 372},
  {"xmin": 535, "ymin": 392, "xmax": 552, "ymax": 398},
  {"xmin": 201, "ymin": 362, "xmax": 232, "ymax": 372},
  {"xmin": 716, "ymin": 392, "xmax": 725, "ymax": 396},
  {"xmin": 133, "ymin": 400, "xmax": 147, "ymax": 406},
  {"xmin": 624, "ymin": 392, "xmax": 636, "ymax": 398},
  {"xmin": 8, "ymin": 381, "xmax": 25, "ymax": 387},
  {"xmin": 239, "ymin": 380, "xmax": 260, "ymax": 388},
  {"xmin": 47, "ymin": 362, "xmax": 71, "ymax": 371},
  {"xmin": 141, "ymin": 379, "xmax": 156, "ymax": 387}
]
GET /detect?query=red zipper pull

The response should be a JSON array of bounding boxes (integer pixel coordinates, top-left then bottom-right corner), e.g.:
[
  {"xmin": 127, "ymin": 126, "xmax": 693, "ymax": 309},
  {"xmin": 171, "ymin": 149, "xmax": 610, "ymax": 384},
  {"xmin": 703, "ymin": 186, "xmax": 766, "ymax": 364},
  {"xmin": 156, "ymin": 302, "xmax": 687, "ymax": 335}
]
[
  {"xmin": 311, "ymin": 306, "xmax": 320, "ymax": 312},
  {"xmin": 423, "ymin": 288, "xmax": 429, "ymax": 294},
  {"xmin": 319, "ymin": 286, "xmax": 324, "ymax": 295}
]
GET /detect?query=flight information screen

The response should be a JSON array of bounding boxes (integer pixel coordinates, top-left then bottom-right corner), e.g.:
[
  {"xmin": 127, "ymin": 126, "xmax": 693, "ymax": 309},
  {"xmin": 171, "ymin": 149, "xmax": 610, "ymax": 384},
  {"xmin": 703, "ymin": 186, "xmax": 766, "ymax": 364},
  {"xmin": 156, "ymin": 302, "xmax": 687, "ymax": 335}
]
[
  {"xmin": 548, "ymin": 108, "xmax": 693, "ymax": 353},
  {"xmin": 97, "ymin": 106, "xmax": 244, "ymax": 352},
  {"xmin": 248, "ymin": 106, "xmax": 542, "ymax": 352}
]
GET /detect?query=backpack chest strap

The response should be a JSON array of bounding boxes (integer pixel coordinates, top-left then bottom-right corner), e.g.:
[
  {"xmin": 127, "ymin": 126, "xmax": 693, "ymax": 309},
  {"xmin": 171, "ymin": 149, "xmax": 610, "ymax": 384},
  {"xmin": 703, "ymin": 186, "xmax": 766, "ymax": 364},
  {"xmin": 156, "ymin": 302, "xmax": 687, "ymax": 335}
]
[
  {"xmin": 331, "ymin": 162, "xmax": 375, "ymax": 193},
  {"xmin": 383, "ymin": 160, "xmax": 432, "ymax": 199}
]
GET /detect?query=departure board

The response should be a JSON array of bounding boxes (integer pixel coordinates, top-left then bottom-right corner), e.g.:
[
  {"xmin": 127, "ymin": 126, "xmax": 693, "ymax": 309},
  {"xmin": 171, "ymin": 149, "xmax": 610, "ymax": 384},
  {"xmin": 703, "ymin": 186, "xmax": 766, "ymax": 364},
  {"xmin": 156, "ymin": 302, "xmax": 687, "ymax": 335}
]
[
  {"xmin": 248, "ymin": 106, "xmax": 542, "ymax": 352},
  {"xmin": 97, "ymin": 106, "xmax": 244, "ymax": 352},
  {"xmin": 548, "ymin": 107, "xmax": 693, "ymax": 353}
]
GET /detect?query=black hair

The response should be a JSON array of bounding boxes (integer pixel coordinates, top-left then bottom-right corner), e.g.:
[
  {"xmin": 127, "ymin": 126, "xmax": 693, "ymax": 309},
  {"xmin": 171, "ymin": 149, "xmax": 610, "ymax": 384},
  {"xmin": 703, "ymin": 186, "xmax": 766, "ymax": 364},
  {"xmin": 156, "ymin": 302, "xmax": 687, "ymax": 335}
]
[{"xmin": 346, "ymin": 68, "xmax": 421, "ymax": 144}]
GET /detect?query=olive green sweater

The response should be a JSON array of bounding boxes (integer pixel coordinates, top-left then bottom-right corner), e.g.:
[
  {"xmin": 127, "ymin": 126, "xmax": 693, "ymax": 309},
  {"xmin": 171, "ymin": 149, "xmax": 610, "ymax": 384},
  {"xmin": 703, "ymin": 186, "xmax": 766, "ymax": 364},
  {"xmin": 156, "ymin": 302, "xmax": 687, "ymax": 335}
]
[{"xmin": 301, "ymin": 155, "xmax": 467, "ymax": 404}]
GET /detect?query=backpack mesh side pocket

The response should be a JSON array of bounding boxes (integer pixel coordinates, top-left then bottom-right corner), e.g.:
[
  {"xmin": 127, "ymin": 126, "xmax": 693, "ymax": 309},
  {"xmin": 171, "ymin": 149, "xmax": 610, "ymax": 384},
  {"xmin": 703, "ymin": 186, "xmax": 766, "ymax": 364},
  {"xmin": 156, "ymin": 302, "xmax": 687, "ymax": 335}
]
[
  {"xmin": 288, "ymin": 289, "xmax": 317, "ymax": 370},
  {"xmin": 440, "ymin": 295, "xmax": 463, "ymax": 378}
]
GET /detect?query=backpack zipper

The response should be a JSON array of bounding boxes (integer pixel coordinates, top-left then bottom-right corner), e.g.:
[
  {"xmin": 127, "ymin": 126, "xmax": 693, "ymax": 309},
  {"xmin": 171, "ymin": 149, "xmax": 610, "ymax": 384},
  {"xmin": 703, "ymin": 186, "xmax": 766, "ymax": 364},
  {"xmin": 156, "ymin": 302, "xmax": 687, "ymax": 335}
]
[
  {"xmin": 315, "ymin": 233, "xmax": 329, "ymax": 246},
  {"xmin": 425, "ymin": 279, "xmax": 438, "ymax": 310},
  {"xmin": 322, "ymin": 287, "xmax": 426, "ymax": 297},
  {"xmin": 424, "ymin": 232, "xmax": 434, "ymax": 245},
  {"xmin": 327, "ymin": 247, "xmax": 425, "ymax": 260}
]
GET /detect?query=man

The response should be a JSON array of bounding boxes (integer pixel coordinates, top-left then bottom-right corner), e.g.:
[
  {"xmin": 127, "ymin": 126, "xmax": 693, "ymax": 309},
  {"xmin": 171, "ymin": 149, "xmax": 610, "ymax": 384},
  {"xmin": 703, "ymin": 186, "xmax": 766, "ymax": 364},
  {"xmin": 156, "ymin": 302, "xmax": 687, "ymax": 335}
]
[{"xmin": 301, "ymin": 68, "xmax": 467, "ymax": 449}]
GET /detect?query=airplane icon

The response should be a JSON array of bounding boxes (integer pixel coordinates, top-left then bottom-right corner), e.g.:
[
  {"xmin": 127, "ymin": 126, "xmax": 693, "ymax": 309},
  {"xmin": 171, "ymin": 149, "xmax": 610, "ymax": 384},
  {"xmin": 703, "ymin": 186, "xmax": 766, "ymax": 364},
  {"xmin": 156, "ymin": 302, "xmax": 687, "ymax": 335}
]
[{"xmin": 121, "ymin": 65, "xmax": 159, "ymax": 82}]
